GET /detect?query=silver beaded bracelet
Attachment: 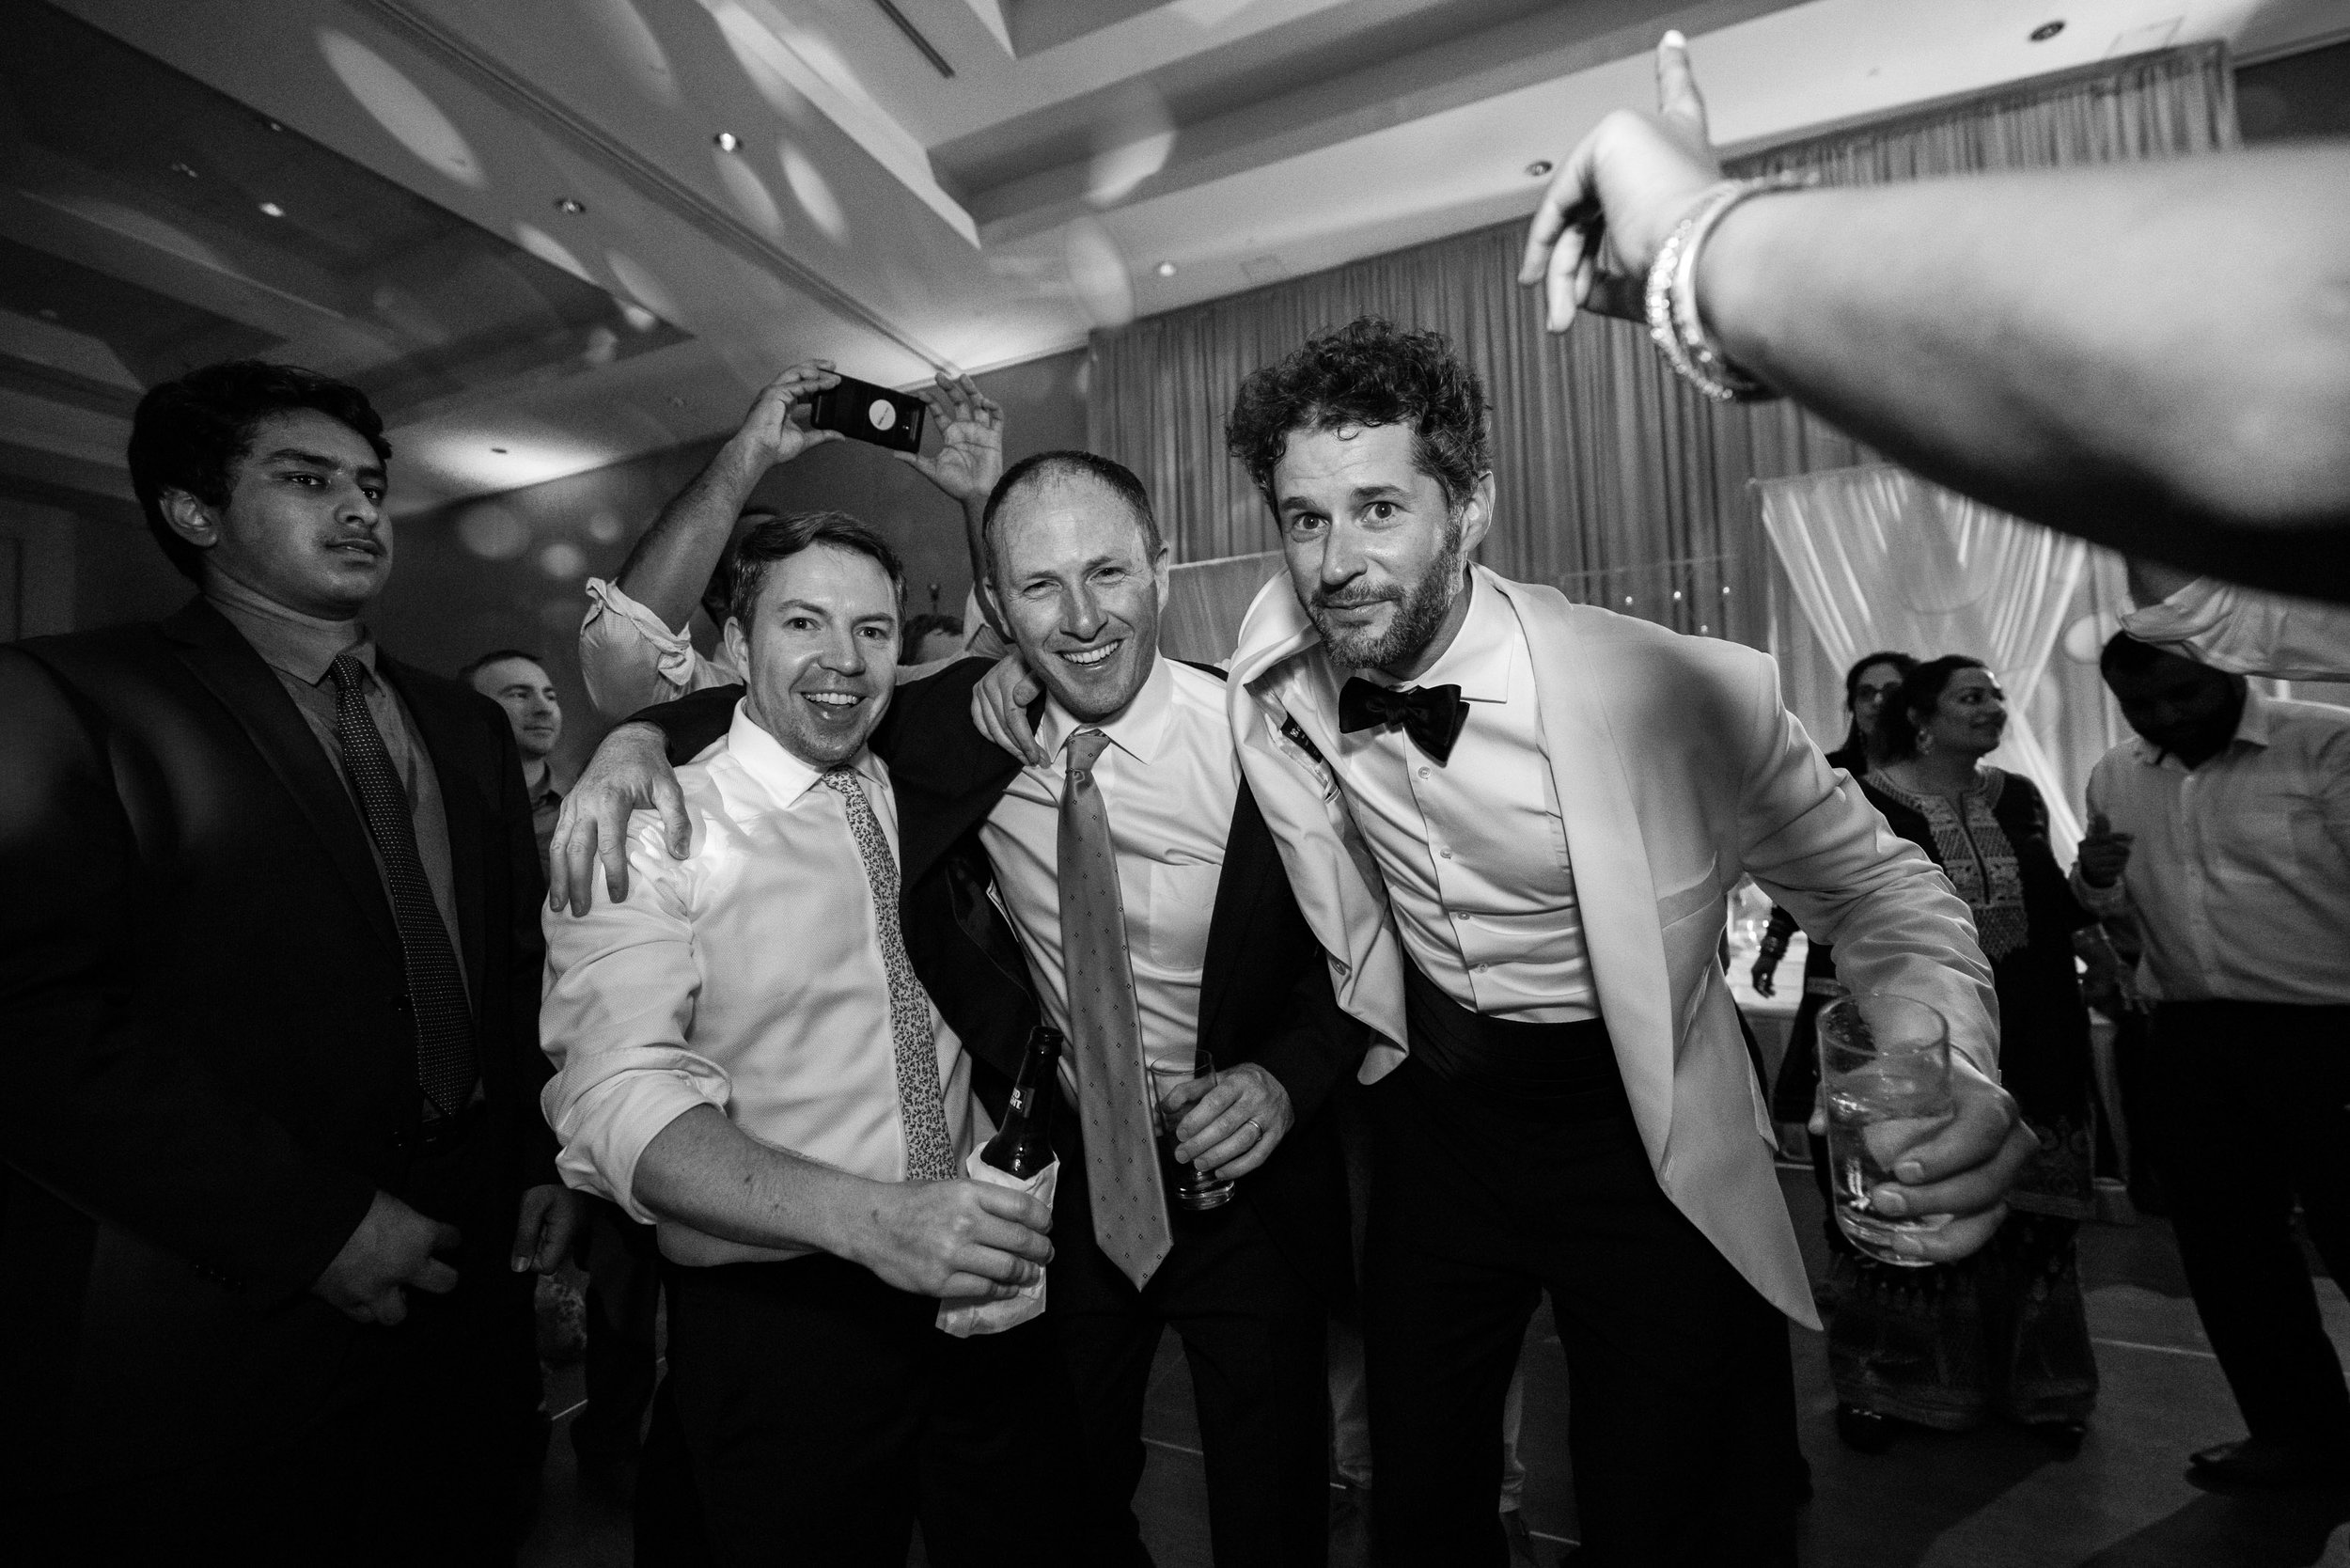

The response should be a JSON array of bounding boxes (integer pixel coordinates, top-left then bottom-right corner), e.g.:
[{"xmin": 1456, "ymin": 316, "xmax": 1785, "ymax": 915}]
[{"xmin": 1643, "ymin": 173, "xmax": 1811, "ymax": 403}]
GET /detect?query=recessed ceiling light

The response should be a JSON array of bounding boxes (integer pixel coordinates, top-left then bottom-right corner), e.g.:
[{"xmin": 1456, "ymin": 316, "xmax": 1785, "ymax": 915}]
[
  {"xmin": 1526, "ymin": 160, "xmax": 1554, "ymax": 178},
  {"xmin": 259, "ymin": 117, "xmax": 284, "ymax": 133},
  {"xmin": 1155, "ymin": 261, "xmax": 1176, "ymax": 277},
  {"xmin": 555, "ymin": 196, "xmax": 586, "ymax": 214},
  {"xmin": 490, "ymin": 446, "xmax": 509, "ymax": 454},
  {"xmin": 169, "ymin": 160, "xmax": 198, "ymax": 179},
  {"xmin": 2030, "ymin": 20, "xmax": 2065, "ymax": 41},
  {"xmin": 258, "ymin": 201, "xmax": 286, "ymax": 217},
  {"xmin": 713, "ymin": 132, "xmax": 741, "ymax": 152}
]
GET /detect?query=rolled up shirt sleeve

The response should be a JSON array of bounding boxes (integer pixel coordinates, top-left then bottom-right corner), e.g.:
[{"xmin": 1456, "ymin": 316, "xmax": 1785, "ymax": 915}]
[
  {"xmin": 578, "ymin": 577, "xmax": 742, "ymax": 720},
  {"xmin": 540, "ymin": 811, "xmax": 727, "ymax": 1222}
]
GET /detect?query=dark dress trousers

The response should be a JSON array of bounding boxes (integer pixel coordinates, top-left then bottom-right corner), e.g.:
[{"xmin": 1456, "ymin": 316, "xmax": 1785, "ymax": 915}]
[
  {"xmin": 637, "ymin": 660, "xmax": 1365, "ymax": 1567},
  {"xmin": 0, "ymin": 598, "xmax": 556, "ymax": 1565}
]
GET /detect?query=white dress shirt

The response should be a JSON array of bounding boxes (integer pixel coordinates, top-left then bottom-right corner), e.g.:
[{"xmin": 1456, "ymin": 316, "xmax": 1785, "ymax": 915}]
[
  {"xmin": 540, "ymin": 705, "xmax": 979, "ymax": 1265},
  {"xmin": 577, "ymin": 576, "xmax": 744, "ymax": 720},
  {"xmin": 2122, "ymin": 575, "xmax": 2350, "ymax": 682},
  {"xmin": 979, "ymin": 656, "xmax": 1236, "ymax": 1077},
  {"xmin": 2075, "ymin": 689, "xmax": 2350, "ymax": 1005},
  {"xmin": 1326, "ymin": 576, "xmax": 1598, "ymax": 1023}
]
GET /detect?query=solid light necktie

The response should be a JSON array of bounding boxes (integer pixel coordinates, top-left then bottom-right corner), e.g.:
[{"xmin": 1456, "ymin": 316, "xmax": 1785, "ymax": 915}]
[
  {"xmin": 1057, "ymin": 727, "xmax": 1174, "ymax": 1290},
  {"xmin": 820, "ymin": 768, "xmax": 958, "ymax": 1183},
  {"xmin": 326, "ymin": 653, "xmax": 477, "ymax": 1121}
]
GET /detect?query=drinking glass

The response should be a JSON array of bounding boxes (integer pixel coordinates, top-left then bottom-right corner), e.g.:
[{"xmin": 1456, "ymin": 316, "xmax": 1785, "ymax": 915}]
[
  {"xmin": 1148, "ymin": 1052, "xmax": 1236, "ymax": 1212},
  {"xmin": 1818, "ymin": 994, "xmax": 1956, "ymax": 1266}
]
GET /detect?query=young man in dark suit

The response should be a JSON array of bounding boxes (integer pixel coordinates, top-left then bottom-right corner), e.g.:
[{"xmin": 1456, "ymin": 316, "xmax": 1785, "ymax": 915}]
[
  {"xmin": 0, "ymin": 361, "xmax": 579, "ymax": 1564},
  {"xmin": 555, "ymin": 451, "xmax": 1366, "ymax": 1567}
]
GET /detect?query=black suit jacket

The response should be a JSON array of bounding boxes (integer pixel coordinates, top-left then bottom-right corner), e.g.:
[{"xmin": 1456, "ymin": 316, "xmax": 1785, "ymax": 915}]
[
  {"xmin": 635, "ymin": 660, "xmax": 1365, "ymax": 1301},
  {"xmin": 0, "ymin": 598, "xmax": 554, "ymax": 1491}
]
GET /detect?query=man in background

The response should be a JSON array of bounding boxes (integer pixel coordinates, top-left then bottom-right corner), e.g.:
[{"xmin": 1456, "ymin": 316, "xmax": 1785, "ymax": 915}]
[
  {"xmin": 578, "ymin": 360, "xmax": 1004, "ymax": 720},
  {"xmin": 1, "ymin": 359, "xmax": 574, "ymax": 1562},
  {"xmin": 464, "ymin": 650, "xmax": 566, "ymax": 878},
  {"xmin": 462, "ymin": 645, "xmax": 663, "ymax": 1499},
  {"xmin": 2076, "ymin": 634, "xmax": 2350, "ymax": 1490}
]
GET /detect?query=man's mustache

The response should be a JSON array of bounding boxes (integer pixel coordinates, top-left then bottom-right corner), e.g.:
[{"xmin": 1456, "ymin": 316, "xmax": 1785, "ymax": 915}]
[{"xmin": 1312, "ymin": 588, "xmax": 1402, "ymax": 611}]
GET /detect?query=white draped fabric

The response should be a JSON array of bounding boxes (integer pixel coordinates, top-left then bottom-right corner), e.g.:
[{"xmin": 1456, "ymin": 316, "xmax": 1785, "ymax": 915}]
[{"xmin": 1758, "ymin": 465, "xmax": 2092, "ymax": 857}]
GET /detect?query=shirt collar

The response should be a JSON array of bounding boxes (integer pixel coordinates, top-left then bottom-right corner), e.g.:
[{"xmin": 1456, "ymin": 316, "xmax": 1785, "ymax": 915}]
[
  {"xmin": 724, "ymin": 701, "xmax": 883, "ymax": 805},
  {"xmin": 1363, "ymin": 571, "xmax": 1512, "ymax": 703},
  {"xmin": 204, "ymin": 572, "xmax": 373, "ymax": 686},
  {"xmin": 1036, "ymin": 651, "xmax": 1175, "ymax": 769}
]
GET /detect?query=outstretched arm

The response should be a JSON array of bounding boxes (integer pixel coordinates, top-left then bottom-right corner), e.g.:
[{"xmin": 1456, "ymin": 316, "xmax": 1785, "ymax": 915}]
[{"xmin": 1523, "ymin": 34, "xmax": 2350, "ymax": 600}]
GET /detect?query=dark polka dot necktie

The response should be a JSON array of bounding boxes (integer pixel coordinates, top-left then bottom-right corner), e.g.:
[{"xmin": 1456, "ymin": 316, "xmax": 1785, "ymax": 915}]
[
  {"xmin": 1058, "ymin": 728, "xmax": 1172, "ymax": 1289},
  {"xmin": 327, "ymin": 654, "xmax": 476, "ymax": 1121},
  {"xmin": 820, "ymin": 768, "xmax": 958, "ymax": 1183}
]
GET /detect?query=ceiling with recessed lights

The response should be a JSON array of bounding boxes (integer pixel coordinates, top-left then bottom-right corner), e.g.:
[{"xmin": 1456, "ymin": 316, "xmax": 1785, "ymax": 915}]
[{"xmin": 3, "ymin": 0, "xmax": 2343, "ymax": 521}]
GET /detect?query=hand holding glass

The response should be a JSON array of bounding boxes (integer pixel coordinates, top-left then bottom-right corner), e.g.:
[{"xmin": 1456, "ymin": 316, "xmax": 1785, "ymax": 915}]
[
  {"xmin": 1819, "ymin": 994, "xmax": 1956, "ymax": 1266},
  {"xmin": 1148, "ymin": 1053, "xmax": 1235, "ymax": 1212}
]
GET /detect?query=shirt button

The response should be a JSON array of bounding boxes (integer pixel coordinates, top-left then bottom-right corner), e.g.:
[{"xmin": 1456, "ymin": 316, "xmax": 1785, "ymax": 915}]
[
  {"xmin": 1476, "ymin": 963, "xmax": 1490, "ymax": 972},
  {"xmin": 1440, "ymin": 848, "xmax": 1452, "ymax": 859},
  {"xmin": 1418, "ymin": 767, "xmax": 1430, "ymax": 779}
]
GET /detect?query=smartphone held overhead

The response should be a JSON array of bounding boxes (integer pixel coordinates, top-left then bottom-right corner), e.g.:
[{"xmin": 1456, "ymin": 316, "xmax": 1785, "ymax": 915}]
[{"xmin": 807, "ymin": 373, "xmax": 927, "ymax": 453}]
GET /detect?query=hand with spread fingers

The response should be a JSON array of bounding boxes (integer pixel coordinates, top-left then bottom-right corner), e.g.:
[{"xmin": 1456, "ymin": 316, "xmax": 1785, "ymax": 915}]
[
  {"xmin": 1811, "ymin": 1051, "xmax": 2037, "ymax": 1263},
  {"xmin": 899, "ymin": 371, "xmax": 1004, "ymax": 506},
  {"xmin": 1517, "ymin": 30, "xmax": 1728, "ymax": 331},
  {"xmin": 1163, "ymin": 1063, "xmax": 1294, "ymax": 1182}
]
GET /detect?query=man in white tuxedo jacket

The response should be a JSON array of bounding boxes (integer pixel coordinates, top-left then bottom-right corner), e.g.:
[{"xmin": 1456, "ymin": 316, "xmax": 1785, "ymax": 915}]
[{"xmin": 1217, "ymin": 320, "xmax": 2027, "ymax": 1566}]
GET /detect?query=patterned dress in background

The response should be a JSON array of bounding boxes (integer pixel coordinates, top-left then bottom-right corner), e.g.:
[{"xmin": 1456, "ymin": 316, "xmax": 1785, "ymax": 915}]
[{"xmin": 1820, "ymin": 767, "xmax": 2101, "ymax": 1431}]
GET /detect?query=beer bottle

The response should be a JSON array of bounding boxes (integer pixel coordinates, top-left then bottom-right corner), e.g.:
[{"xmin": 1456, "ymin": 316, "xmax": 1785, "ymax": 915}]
[{"xmin": 979, "ymin": 1025, "xmax": 1062, "ymax": 1181}]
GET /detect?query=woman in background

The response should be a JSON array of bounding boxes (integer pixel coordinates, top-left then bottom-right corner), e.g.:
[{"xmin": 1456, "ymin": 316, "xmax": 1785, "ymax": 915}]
[
  {"xmin": 1826, "ymin": 656, "xmax": 2100, "ymax": 1454},
  {"xmin": 1753, "ymin": 651, "xmax": 1917, "ymax": 1134}
]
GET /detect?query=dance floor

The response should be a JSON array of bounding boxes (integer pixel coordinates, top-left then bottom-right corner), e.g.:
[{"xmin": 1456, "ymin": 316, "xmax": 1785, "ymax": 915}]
[{"xmin": 520, "ymin": 1168, "xmax": 2350, "ymax": 1568}]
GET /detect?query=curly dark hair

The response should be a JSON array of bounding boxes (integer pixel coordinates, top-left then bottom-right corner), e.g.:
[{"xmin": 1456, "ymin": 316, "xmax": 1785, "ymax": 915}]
[
  {"xmin": 1878, "ymin": 655, "xmax": 1988, "ymax": 760},
  {"xmin": 127, "ymin": 360, "xmax": 391, "ymax": 582},
  {"xmin": 1225, "ymin": 318, "xmax": 1491, "ymax": 510}
]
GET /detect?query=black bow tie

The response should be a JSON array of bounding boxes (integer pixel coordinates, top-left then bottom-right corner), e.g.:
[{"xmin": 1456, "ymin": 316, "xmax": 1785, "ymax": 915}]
[{"xmin": 1338, "ymin": 677, "xmax": 1469, "ymax": 763}]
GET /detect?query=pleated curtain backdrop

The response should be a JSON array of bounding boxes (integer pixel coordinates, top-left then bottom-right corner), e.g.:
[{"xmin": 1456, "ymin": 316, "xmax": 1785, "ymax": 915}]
[
  {"xmin": 1085, "ymin": 43, "xmax": 2236, "ymax": 692},
  {"xmin": 1757, "ymin": 466, "xmax": 2096, "ymax": 856}
]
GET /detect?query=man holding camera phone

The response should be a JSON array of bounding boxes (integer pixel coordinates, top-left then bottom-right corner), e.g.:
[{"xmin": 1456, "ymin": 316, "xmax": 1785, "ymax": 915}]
[{"xmin": 574, "ymin": 360, "xmax": 1005, "ymax": 723}]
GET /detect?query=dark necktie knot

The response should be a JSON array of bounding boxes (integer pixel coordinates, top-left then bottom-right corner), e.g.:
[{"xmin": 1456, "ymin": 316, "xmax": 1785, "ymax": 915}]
[{"xmin": 1338, "ymin": 677, "xmax": 1469, "ymax": 763}]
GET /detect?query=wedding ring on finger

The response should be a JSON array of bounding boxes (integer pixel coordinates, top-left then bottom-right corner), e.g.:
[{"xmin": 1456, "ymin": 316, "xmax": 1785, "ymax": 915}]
[{"xmin": 1244, "ymin": 1117, "xmax": 1262, "ymax": 1141}]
